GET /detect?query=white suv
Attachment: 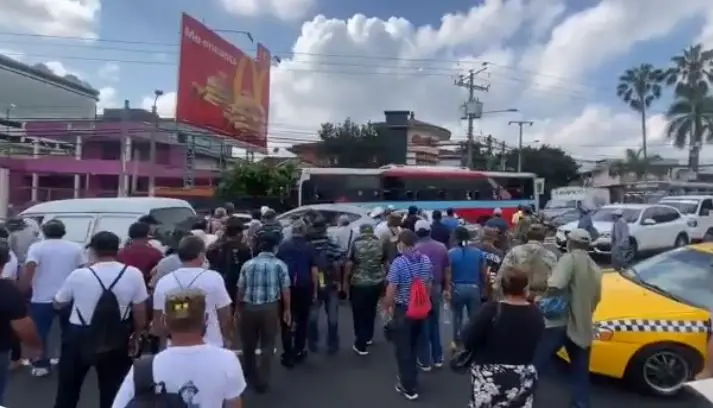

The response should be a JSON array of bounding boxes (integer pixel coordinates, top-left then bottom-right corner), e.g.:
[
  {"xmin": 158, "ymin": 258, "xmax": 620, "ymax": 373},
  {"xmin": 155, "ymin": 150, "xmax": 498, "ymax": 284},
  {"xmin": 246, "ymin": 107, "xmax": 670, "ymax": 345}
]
[
  {"xmin": 658, "ymin": 195, "xmax": 713, "ymax": 242},
  {"xmin": 555, "ymin": 203, "xmax": 690, "ymax": 257}
]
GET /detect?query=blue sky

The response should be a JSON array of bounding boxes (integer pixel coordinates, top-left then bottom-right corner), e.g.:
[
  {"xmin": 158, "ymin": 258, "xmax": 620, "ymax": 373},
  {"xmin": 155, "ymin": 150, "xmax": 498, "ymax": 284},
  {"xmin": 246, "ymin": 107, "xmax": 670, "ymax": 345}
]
[{"xmin": 2, "ymin": 0, "xmax": 713, "ymax": 161}]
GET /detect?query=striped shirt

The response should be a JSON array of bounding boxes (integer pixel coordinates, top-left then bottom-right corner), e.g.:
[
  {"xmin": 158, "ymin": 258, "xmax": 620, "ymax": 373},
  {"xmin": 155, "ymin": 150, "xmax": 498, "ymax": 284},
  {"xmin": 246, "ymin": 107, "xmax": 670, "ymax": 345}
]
[
  {"xmin": 237, "ymin": 252, "xmax": 290, "ymax": 305},
  {"xmin": 386, "ymin": 250, "xmax": 433, "ymax": 305}
]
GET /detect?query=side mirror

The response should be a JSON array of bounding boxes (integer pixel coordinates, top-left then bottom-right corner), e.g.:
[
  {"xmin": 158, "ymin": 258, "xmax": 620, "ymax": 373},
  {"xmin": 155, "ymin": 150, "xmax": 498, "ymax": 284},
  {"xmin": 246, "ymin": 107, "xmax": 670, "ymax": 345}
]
[{"xmin": 642, "ymin": 218, "xmax": 656, "ymax": 226}]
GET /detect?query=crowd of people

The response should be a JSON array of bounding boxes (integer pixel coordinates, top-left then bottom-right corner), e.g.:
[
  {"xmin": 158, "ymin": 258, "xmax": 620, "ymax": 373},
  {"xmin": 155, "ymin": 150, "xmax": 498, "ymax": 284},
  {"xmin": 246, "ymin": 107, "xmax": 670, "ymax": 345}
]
[{"xmin": 0, "ymin": 202, "xmax": 606, "ymax": 408}]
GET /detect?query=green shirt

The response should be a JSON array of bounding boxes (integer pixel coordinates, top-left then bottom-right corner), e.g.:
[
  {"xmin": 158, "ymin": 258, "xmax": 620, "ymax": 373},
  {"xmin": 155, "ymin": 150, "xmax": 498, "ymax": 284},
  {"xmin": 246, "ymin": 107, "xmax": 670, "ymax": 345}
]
[{"xmin": 548, "ymin": 249, "xmax": 602, "ymax": 348}]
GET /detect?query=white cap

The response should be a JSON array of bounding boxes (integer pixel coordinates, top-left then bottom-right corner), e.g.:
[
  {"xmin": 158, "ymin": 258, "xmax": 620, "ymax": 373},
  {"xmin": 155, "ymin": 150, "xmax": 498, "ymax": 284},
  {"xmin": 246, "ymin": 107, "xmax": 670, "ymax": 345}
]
[
  {"xmin": 415, "ymin": 219, "xmax": 431, "ymax": 232},
  {"xmin": 260, "ymin": 206, "xmax": 270, "ymax": 216},
  {"xmin": 493, "ymin": 207, "xmax": 503, "ymax": 215},
  {"xmin": 369, "ymin": 206, "xmax": 384, "ymax": 217},
  {"xmin": 612, "ymin": 208, "xmax": 624, "ymax": 216}
]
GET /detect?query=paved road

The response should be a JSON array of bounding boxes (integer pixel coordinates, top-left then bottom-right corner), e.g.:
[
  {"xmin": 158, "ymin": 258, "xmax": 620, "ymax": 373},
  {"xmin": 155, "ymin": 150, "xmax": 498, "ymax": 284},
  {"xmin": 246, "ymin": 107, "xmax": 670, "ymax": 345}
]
[{"xmin": 4, "ymin": 306, "xmax": 710, "ymax": 408}]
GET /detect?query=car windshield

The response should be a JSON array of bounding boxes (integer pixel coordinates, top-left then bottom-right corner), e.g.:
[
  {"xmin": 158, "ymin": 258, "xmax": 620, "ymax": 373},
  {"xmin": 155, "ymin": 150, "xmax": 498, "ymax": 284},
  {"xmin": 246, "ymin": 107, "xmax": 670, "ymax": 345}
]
[
  {"xmin": 591, "ymin": 207, "xmax": 641, "ymax": 223},
  {"xmin": 621, "ymin": 247, "xmax": 713, "ymax": 310},
  {"xmin": 546, "ymin": 199, "xmax": 577, "ymax": 209},
  {"xmin": 660, "ymin": 200, "xmax": 699, "ymax": 215}
]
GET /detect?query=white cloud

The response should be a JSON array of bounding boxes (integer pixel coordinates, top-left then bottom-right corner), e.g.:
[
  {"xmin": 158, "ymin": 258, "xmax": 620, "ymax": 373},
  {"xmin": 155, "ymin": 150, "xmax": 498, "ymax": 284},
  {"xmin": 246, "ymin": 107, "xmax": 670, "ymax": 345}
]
[
  {"xmin": 219, "ymin": 0, "xmax": 315, "ymax": 21},
  {"xmin": 263, "ymin": 1, "xmax": 713, "ymax": 163},
  {"xmin": 0, "ymin": 49, "xmax": 24, "ymax": 62},
  {"xmin": 140, "ymin": 92, "xmax": 177, "ymax": 118},
  {"xmin": 43, "ymin": 61, "xmax": 82, "ymax": 79},
  {"xmin": 0, "ymin": 0, "xmax": 100, "ymax": 38},
  {"xmin": 97, "ymin": 86, "xmax": 118, "ymax": 114},
  {"xmin": 97, "ymin": 62, "xmax": 120, "ymax": 82}
]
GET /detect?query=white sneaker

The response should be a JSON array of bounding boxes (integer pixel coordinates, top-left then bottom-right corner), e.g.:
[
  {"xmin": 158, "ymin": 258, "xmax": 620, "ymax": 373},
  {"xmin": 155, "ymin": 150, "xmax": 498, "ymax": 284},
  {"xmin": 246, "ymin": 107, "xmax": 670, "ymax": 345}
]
[{"xmin": 31, "ymin": 367, "xmax": 50, "ymax": 377}]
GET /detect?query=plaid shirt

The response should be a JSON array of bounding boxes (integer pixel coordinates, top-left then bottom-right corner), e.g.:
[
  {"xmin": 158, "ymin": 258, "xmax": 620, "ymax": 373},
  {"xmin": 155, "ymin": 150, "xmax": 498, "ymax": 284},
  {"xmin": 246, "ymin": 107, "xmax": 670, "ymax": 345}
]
[
  {"xmin": 238, "ymin": 252, "xmax": 290, "ymax": 305},
  {"xmin": 386, "ymin": 250, "xmax": 433, "ymax": 305}
]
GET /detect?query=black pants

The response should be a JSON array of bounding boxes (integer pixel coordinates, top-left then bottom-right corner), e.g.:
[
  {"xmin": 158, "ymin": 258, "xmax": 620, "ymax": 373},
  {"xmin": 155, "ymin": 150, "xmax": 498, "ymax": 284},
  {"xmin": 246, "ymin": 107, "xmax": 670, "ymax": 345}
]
[
  {"xmin": 391, "ymin": 306, "xmax": 424, "ymax": 394},
  {"xmin": 280, "ymin": 286, "xmax": 313, "ymax": 360},
  {"xmin": 350, "ymin": 284, "xmax": 382, "ymax": 349},
  {"xmin": 54, "ymin": 324, "xmax": 132, "ymax": 408},
  {"xmin": 9, "ymin": 333, "xmax": 20, "ymax": 362}
]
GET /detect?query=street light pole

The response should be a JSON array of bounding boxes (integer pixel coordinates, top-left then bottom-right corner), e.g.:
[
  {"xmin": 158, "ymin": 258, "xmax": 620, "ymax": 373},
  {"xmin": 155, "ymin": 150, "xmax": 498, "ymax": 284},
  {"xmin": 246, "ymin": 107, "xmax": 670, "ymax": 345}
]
[
  {"xmin": 149, "ymin": 89, "xmax": 163, "ymax": 197},
  {"xmin": 509, "ymin": 120, "xmax": 534, "ymax": 172}
]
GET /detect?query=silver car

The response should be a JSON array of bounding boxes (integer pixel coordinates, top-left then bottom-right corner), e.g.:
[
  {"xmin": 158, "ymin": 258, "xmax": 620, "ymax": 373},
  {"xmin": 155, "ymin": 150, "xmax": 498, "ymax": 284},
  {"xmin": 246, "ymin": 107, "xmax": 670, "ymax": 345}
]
[{"xmin": 277, "ymin": 203, "xmax": 377, "ymax": 240}]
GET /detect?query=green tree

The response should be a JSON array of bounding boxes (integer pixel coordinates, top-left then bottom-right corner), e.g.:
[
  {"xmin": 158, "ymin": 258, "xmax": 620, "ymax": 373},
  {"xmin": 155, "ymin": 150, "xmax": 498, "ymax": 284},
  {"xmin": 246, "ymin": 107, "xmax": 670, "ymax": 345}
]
[
  {"xmin": 616, "ymin": 63, "xmax": 665, "ymax": 161},
  {"xmin": 664, "ymin": 44, "xmax": 713, "ymax": 171},
  {"xmin": 608, "ymin": 148, "xmax": 669, "ymax": 180},
  {"xmin": 317, "ymin": 119, "xmax": 386, "ymax": 167},
  {"xmin": 505, "ymin": 145, "xmax": 579, "ymax": 189},
  {"xmin": 216, "ymin": 160, "xmax": 297, "ymax": 199}
]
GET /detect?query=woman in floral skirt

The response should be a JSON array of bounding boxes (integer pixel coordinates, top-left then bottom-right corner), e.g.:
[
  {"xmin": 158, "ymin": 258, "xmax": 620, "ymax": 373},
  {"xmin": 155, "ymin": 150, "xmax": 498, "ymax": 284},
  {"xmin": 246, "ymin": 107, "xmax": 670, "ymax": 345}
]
[{"xmin": 460, "ymin": 265, "xmax": 544, "ymax": 407}]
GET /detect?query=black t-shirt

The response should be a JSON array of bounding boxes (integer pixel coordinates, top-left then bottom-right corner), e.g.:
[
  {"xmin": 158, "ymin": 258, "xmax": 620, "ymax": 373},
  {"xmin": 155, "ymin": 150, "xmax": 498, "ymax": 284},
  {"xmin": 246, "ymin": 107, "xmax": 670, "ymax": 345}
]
[
  {"xmin": 463, "ymin": 301, "xmax": 544, "ymax": 365},
  {"xmin": 0, "ymin": 280, "xmax": 28, "ymax": 351},
  {"xmin": 206, "ymin": 240, "xmax": 253, "ymax": 283}
]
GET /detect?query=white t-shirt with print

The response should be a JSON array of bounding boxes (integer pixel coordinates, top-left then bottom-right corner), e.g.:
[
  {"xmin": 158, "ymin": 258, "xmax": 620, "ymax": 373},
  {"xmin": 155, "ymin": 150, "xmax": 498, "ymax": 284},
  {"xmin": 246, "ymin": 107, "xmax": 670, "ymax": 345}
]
[
  {"xmin": 1, "ymin": 251, "xmax": 18, "ymax": 280},
  {"xmin": 153, "ymin": 267, "xmax": 231, "ymax": 347},
  {"xmin": 26, "ymin": 239, "xmax": 87, "ymax": 303},
  {"xmin": 55, "ymin": 261, "xmax": 149, "ymax": 325},
  {"xmin": 111, "ymin": 344, "xmax": 246, "ymax": 408}
]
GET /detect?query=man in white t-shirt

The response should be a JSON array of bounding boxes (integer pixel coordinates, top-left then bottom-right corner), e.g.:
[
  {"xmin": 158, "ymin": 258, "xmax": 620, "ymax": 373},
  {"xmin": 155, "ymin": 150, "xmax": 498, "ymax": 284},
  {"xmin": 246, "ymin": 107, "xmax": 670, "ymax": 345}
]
[
  {"xmin": 21, "ymin": 219, "xmax": 86, "ymax": 377},
  {"xmin": 112, "ymin": 289, "xmax": 245, "ymax": 408},
  {"xmin": 152, "ymin": 235, "xmax": 234, "ymax": 348},
  {"xmin": 53, "ymin": 231, "xmax": 149, "ymax": 408}
]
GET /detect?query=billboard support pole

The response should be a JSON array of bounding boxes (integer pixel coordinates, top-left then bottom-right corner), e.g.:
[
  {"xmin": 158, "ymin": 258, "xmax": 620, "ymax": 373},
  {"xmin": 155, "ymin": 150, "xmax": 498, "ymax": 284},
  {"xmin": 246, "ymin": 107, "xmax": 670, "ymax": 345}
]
[
  {"xmin": 120, "ymin": 100, "xmax": 129, "ymax": 197},
  {"xmin": 149, "ymin": 90, "xmax": 164, "ymax": 197}
]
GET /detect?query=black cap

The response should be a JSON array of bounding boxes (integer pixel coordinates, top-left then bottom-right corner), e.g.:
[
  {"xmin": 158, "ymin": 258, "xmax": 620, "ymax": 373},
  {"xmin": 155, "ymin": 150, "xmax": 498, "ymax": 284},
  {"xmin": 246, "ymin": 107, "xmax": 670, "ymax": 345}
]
[
  {"xmin": 138, "ymin": 214, "xmax": 159, "ymax": 225},
  {"xmin": 86, "ymin": 231, "xmax": 121, "ymax": 251}
]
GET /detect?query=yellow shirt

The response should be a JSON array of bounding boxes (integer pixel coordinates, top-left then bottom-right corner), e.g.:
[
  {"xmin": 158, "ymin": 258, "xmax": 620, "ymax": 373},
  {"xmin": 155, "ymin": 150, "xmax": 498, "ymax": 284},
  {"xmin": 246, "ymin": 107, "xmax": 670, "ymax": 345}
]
[{"xmin": 511, "ymin": 210, "xmax": 523, "ymax": 225}]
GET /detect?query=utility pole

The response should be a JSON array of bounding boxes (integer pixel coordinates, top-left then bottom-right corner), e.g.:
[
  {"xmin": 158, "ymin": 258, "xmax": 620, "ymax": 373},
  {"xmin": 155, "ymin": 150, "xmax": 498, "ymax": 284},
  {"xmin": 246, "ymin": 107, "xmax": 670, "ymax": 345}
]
[
  {"xmin": 120, "ymin": 100, "xmax": 129, "ymax": 197},
  {"xmin": 456, "ymin": 65, "xmax": 489, "ymax": 169},
  {"xmin": 508, "ymin": 120, "xmax": 534, "ymax": 172},
  {"xmin": 149, "ymin": 89, "xmax": 163, "ymax": 197},
  {"xmin": 499, "ymin": 141, "xmax": 507, "ymax": 171}
]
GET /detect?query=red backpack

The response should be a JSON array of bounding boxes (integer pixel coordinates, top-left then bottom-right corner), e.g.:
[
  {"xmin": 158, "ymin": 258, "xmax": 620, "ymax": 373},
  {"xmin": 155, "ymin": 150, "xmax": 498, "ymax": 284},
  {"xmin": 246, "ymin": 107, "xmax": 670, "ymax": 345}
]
[{"xmin": 405, "ymin": 256, "xmax": 432, "ymax": 320}]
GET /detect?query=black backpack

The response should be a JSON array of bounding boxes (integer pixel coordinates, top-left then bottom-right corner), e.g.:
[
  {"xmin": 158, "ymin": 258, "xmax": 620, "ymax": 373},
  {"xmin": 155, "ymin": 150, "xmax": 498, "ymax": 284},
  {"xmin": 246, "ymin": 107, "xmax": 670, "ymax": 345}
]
[
  {"xmin": 77, "ymin": 265, "xmax": 131, "ymax": 362},
  {"xmin": 126, "ymin": 355, "xmax": 188, "ymax": 407}
]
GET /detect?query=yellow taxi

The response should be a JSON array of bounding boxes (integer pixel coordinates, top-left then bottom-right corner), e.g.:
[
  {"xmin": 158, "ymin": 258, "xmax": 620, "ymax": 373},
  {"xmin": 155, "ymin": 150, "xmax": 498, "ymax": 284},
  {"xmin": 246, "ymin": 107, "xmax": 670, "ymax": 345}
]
[{"xmin": 558, "ymin": 243, "xmax": 713, "ymax": 396}]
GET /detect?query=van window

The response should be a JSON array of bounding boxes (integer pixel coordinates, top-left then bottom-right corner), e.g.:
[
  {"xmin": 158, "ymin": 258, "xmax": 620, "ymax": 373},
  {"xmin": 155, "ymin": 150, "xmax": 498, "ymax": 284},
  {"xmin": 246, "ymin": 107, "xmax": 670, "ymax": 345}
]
[
  {"xmin": 49, "ymin": 215, "xmax": 94, "ymax": 244},
  {"xmin": 150, "ymin": 207, "xmax": 195, "ymax": 226},
  {"xmin": 94, "ymin": 216, "xmax": 139, "ymax": 243}
]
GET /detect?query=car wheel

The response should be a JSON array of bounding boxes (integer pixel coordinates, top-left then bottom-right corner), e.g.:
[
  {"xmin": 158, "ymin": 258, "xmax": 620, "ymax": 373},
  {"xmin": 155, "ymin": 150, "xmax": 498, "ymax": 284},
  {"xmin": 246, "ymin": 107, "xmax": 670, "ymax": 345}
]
[
  {"xmin": 625, "ymin": 343, "xmax": 700, "ymax": 396},
  {"xmin": 674, "ymin": 233, "xmax": 689, "ymax": 248},
  {"xmin": 629, "ymin": 237, "xmax": 638, "ymax": 259}
]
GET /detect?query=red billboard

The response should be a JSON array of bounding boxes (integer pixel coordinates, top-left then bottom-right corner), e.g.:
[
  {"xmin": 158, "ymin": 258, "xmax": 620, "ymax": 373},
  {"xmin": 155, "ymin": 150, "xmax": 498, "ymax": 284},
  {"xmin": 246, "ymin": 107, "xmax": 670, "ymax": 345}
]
[{"xmin": 176, "ymin": 13, "xmax": 270, "ymax": 153}]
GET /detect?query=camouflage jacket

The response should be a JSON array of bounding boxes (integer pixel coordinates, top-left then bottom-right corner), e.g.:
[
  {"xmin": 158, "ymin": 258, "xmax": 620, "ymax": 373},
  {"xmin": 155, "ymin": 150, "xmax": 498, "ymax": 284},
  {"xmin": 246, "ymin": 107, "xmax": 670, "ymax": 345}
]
[
  {"xmin": 349, "ymin": 234, "xmax": 387, "ymax": 286},
  {"xmin": 498, "ymin": 241, "xmax": 558, "ymax": 296}
]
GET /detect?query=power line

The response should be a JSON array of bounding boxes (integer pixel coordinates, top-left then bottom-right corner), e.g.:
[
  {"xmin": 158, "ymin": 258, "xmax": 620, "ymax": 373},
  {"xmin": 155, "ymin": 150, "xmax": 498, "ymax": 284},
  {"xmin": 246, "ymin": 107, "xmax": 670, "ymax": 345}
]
[{"xmin": 0, "ymin": 31, "xmax": 598, "ymax": 92}]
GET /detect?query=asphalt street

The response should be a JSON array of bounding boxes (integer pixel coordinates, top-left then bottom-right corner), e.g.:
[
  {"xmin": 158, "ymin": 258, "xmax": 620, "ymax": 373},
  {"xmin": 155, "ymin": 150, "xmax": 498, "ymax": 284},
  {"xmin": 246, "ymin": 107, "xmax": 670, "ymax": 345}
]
[{"xmin": 4, "ymin": 305, "xmax": 711, "ymax": 408}]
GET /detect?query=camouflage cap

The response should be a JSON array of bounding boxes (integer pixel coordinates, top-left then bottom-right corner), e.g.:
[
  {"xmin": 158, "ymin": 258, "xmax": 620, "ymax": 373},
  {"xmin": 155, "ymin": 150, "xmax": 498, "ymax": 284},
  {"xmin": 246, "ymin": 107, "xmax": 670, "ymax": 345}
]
[
  {"xmin": 165, "ymin": 289, "xmax": 206, "ymax": 323},
  {"xmin": 528, "ymin": 223, "xmax": 547, "ymax": 234},
  {"xmin": 359, "ymin": 223, "xmax": 374, "ymax": 234}
]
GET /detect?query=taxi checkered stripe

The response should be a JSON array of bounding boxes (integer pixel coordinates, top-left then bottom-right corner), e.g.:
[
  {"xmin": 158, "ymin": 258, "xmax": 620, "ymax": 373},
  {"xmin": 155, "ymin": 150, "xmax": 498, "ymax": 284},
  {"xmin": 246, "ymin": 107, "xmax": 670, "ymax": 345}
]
[{"xmin": 596, "ymin": 319, "xmax": 711, "ymax": 334}]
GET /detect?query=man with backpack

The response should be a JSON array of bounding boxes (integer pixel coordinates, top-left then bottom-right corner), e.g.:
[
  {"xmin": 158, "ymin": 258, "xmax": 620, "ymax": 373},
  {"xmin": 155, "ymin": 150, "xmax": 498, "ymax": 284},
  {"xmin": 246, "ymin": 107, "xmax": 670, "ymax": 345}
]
[
  {"xmin": 206, "ymin": 217, "xmax": 253, "ymax": 309},
  {"xmin": 52, "ymin": 231, "xmax": 149, "ymax": 408},
  {"xmin": 382, "ymin": 230, "xmax": 433, "ymax": 401},
  {"xmin": 152, "ymin": 236, "xmax": 234, "ymax": 349},
  {"xmin": 111, "ymin": 289, "xmax": 246, "ymax": 408}
]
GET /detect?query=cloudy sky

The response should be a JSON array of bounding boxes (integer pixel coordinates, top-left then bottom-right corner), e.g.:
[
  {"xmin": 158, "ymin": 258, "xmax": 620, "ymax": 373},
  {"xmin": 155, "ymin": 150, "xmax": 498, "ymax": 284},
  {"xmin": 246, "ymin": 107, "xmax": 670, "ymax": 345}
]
[{"xmin": 1, "ymin": 0, "xmax": 713, "ymax": 162}]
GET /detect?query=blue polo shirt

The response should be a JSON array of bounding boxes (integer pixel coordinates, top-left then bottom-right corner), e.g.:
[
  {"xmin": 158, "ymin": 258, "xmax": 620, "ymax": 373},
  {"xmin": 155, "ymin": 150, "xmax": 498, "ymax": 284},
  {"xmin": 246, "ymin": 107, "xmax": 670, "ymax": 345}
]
[
  {"xmin": 276, "ymin": 236, "xmax": 316, "ymax": 287},
  {"xmin": 449, "ymin": 246, "xmax": 484, "ymax": 286},
  {"xmin": 386, "ymin": 250, "xmax": 433, "ymax": 305}
]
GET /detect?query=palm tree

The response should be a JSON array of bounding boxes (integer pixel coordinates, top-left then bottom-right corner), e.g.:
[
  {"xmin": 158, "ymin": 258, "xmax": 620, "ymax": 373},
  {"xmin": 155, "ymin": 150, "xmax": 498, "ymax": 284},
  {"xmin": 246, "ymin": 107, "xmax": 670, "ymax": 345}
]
[
  {"xmin": 616, "ymin": 64, "xmax": 665, "ymax": 161},
  {"xmin": 665, "ymin": 44, "xmax": 713, "ymax": 171},
  {"xmin": 608, "ymin": 148, "xmax": 669, "ymax": 180}
]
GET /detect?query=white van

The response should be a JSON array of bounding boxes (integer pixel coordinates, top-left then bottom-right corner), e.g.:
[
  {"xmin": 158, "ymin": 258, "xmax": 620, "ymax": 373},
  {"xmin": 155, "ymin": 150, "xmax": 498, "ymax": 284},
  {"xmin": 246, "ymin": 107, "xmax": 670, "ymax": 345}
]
[{"xmin": 19, "ymin": 197, "xmax": 196, "ymax": 245}]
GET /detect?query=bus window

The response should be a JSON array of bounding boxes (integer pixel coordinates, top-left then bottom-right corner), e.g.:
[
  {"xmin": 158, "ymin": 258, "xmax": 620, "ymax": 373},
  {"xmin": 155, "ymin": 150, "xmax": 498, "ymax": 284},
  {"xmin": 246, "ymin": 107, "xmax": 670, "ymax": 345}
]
[{"xmin": 301, "ymin": 174, "xmax": 381, "ymax": 204}]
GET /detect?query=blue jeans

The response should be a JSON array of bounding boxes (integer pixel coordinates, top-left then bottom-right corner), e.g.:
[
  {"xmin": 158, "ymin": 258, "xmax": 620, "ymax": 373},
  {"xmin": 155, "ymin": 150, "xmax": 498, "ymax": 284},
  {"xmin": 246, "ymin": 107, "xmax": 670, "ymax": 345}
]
[
  {"xmin": 29, "ymin": 302, "xmax": 69, "ymax": 369},
  {"xmin": 417, "ymin": 284, "xmax": 443, "ymax": 366},
  {"xmin": 308, "ymin": 289, "xmax": 339, "ymax": 352},
  {"xmin": 450, "ymin": 283, "xmax": 481, "ymax": 345},
  {"xmin": 0, "ymin": 350, "xmax": 8, "ymax": 404},
  {"xmin": 533, "ymin": 326, "xmax": 591, "ymax": 408}
]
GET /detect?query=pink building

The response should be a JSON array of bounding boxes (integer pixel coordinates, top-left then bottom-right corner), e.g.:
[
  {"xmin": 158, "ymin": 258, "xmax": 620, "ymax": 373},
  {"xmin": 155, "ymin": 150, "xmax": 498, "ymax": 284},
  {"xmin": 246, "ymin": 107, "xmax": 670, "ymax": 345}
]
[{"xmin": 2, "ymin": 115, "xmax": 231, "ymax": 207}]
